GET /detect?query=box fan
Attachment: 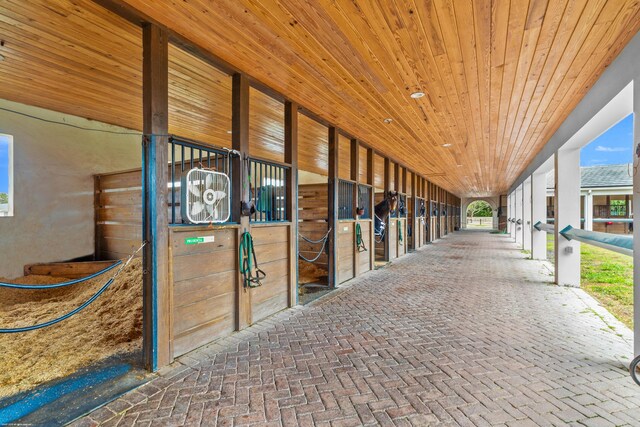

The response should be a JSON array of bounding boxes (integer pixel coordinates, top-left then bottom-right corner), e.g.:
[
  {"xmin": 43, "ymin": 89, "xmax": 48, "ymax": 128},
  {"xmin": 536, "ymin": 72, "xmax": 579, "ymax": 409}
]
[{"xmin": 181, "ymin": 168, "xmax": 230, "ymax": 224}]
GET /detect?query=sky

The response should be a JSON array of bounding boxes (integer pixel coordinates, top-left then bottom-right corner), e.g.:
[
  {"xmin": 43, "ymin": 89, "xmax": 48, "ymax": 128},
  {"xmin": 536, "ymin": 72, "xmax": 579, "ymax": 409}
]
[
  {"xmin": 0, "ymin": 135, "xmax": 10, "ymax": 194},
  {"xmin": 580, "ymin": 113, "xmax": 634, "ymax": 166}
]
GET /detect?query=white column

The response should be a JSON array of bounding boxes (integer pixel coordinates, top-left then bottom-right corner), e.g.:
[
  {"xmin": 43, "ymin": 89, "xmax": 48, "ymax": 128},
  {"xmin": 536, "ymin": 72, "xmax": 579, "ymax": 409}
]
[
  {"xmin": 634, "ymin": 81, "xmax": 640, "ymax": 357},
  {"xmin": 507, "ymin": 193, "xmax": 512, "ymax": 237},
  {"xmin": 515, "ymin": 185, "xmax": 523, "ymax": 247},
  {"xmin": 555, "ymin": 148, "xmax": 581, "ymax": 287},
  {"xmin": 510, "ymin": 192, "xmax": 516, "ymax": 240},
  {"xmin": 523, "ymin": 177, "xmax": 532, "ymax": 253},
  {"xmin": 584, "ymin": 191, "xmax": 593, "ymax": 231},
  {"xmin": 531, "ymin": 170, "xmax": 547, "ymax": 260}
]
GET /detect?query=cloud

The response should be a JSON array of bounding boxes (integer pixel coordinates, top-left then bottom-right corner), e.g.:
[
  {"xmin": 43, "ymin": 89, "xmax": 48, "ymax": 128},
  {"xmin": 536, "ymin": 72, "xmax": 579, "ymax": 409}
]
[{"xmin": 594, "ymin": 145, "xmax": 628, "ymax": 152}]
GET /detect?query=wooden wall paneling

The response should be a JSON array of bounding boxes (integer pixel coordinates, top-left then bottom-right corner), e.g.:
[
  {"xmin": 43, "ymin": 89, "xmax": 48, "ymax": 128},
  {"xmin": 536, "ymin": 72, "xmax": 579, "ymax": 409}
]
[
  {"xmin": 249, "ymin": 87, "xmax": 285, "ymax": 163},
  {"xmin": 358, "ymin": 145, "xmax": 368, "ymax": 184},
  {"xmin": 338, "ymin": 134, "xmax": 351, "ymax": 180},
  {"xmin": 170, "ymin": 227, "xmax": 237, "ymax": 357},
  {"xmin": 95, "ymin": 170, "xmax": 143, "ymax": 261},
  {"xmin": 373, "ymin": 153, "xmax": 384, "ymax": 190},
  {"xmin": 327, "ymin": 126, "xmax": 339, "ymax": 287},
  {"xmin": 232, "ymin": 73, "xmax": 251, "ymax": 329},
  {"xmin": 168, "ymin": 45, "xmax": 232, "ymax": 148},
  {"xmin": 389, "ymin": 161, "xmax": 396, "ymax": 192},
  {"xmin": 142, "ymin": 23, "xmax": 171, "ymax": 370},
  {"xmin": 298, "ymin": 113, "xmax": 328, "ymax": 175},
  {"xmin": 249, "ymin": 225, "xmax": 290, "ymax": 321},
  {"xmin": 284, "ymin": 101, "xmax": 298, "ymax": 306}
]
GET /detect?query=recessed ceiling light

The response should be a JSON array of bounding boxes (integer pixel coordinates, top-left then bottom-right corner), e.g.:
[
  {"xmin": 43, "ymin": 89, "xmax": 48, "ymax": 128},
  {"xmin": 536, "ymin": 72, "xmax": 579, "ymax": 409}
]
[
  {"xmin": 442, "ymin": 143, "xmax": 452, "ymax": 147},
  {"xmin": 226, "ymin": 130, "xmax": 232, "ymax": 134},
  {"xmin": 457, "ymin": 164, "xmax": 462, "ymax": 167},
  {"xmin": 383, "ymin": 118, "xmax": 393, "ymax": 124},
  {"xmin": 410, "ymin": 91, "xmax": 425, "ymax": 99}
]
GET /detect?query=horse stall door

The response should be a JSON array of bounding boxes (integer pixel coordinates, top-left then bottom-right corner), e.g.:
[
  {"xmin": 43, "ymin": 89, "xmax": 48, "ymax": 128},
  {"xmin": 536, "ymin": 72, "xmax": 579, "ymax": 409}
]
[
  {"xmin": 397, "ymin": 218, "xmax": 406, "ymax": 257},
  {"xmin": 170, "ymin": 226, "xmax": 237, "ymax": 358},
  {"xmin": 249, "ymin": 225, "xmax": 290, "ymax": 323},
  {"xmin": 337, "ymin": 221, "xmax": 355, "ymax": 283},
  {"xmin": 356, "ymin": 220, "xmax": 372, "ymax": 273},
  {"xmin": 388, "ymin": 219, "xmax": 398, "ymax": 259}
]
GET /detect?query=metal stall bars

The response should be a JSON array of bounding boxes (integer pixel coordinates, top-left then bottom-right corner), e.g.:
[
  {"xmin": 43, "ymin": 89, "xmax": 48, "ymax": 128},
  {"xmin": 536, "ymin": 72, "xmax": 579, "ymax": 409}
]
[
  {"xmin": 357, "ymin": 184, "xmax": 372, "ymax": 219},
  {"xmin": 249, "ymin": 158, "xmax": 290, "ymax": 223},
  {"xmin": 338, "ymin": 179, "xmax": 355, "ymax": 220},
  {"xmin": 168, "ymin": 136, "xmax": 238, "ymax": 225}
]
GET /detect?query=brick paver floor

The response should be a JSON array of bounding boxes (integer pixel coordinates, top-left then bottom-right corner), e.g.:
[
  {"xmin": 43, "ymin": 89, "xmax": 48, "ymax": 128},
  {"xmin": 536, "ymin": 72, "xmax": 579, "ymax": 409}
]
[{"xmin": 76, "ymin": 231, "xmax": 640, "ymax": 426}]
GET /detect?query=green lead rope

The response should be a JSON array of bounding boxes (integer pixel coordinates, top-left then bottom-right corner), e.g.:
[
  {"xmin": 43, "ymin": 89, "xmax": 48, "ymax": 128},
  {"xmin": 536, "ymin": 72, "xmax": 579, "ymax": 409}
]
[
  {"xmin": 355, "ymin": 222, "xmax": 367, "ymax": 252},
  {"xmin": 239, "ymin": 231, "xmax": 266, "ymax": 288}
]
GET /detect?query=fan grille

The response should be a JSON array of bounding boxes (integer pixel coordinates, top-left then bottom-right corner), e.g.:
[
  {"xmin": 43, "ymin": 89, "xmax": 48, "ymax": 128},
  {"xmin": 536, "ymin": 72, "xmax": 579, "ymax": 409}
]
[{"xmin": 182, "ymin": 169, "xmax": 231, "ymax": 224}]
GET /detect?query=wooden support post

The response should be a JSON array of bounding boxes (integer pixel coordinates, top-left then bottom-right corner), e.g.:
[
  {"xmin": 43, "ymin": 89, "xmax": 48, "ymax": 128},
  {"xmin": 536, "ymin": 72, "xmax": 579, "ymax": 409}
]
[
  {"xmin": 232, "ymin": 73, "xmax": 251, "ymax": 328},
  {"xmin": 142, "ymin": 23, "xmax": 171, "ymax": 371},
  {"xmin": 285, "ymin": 101, "xmax": 298, "ymax": 306},
  {"xmin": 367, "ymin": 149, "xmax": 375, "ymax": 270},
  {"xmin": 394, "ymin": 163, "xmax": 400, "ymax": 193},
  {"xmin": 383, "ymin": 157, "xmax": 391, "ymax": 261},
  {"xmin": 351, "ymin": 138, "xmax": 360, "ymax": 277},
  {"xmin": 409, "ymin": 172, "xmax": 417, "ymax": 252},
  {"xmin": 328, "ymin": 127, "xmax": 339, "ymax": 287}
]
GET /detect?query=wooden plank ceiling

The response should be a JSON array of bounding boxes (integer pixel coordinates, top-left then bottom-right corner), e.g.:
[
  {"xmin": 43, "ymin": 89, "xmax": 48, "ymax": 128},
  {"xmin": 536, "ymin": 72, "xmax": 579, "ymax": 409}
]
[{"xmin": 1, "ymin": 0, "xmax": 639, "ymax": 197}]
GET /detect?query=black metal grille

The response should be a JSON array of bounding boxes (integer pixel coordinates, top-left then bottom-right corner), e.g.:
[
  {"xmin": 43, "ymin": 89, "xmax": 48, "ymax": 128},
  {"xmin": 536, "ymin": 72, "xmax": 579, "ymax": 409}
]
[
  {"xmin": 249, "ymin": 158, "xmax": 288, "ymax": 223},
  {"xmin": 168, "ymin": 136, "xmax": 236, "ymax": 225},
  {"xmin": 398, "ymin": 194, "xmax": 407, "ymax": 218},
  {"xmin": 338, "ymin": 179, "xmax": 355, "ymax": 220},
  {"xmin": 357, "ymin": 184, "xmax": 372, "ymax": 219}
]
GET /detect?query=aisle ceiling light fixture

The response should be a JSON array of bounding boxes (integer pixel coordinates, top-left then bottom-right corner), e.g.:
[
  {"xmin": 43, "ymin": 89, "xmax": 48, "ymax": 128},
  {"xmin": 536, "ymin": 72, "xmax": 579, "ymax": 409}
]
[{"xmin": 410, "ymin": 91, "xmax": 425, "ymax": 99}]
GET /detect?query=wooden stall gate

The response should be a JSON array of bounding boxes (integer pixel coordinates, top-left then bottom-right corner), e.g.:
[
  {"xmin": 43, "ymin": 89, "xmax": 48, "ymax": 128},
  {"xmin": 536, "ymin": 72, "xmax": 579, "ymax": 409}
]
[
  {"xmin": 337, "ymin": 220, "xmax": 355, "ymax": 283},
  {"xmin": 396, "ymin": 217, "xmax": 407, "ymax": 257},
  {"xmin": 356, "ymin": 220, "xmax": 372, "ymax": 274},
  {"xmin": 97, "ymin": 168, "xmax": 292, "ymax": 359}
]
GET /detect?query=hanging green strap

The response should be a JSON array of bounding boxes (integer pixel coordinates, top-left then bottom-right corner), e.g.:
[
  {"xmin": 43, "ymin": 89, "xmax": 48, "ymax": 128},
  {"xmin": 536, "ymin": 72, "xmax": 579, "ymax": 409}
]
[
  {"xmin": 239, "ymin": 231, "xmax": 266, "ymax": 288},
  {"xmin": 355, "ymin": 222, "xmax": 367, "ymax": 252},
  {"xmin": 398, "ymin": 220, "xmax": 403, "ymax": 243}
]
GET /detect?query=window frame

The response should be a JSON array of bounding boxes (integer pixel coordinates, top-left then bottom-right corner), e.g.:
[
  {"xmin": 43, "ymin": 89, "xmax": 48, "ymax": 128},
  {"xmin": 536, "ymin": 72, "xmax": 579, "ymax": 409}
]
[{"xmin": 0, "ymin": 134, "xmax": 13, "ymax": 217}]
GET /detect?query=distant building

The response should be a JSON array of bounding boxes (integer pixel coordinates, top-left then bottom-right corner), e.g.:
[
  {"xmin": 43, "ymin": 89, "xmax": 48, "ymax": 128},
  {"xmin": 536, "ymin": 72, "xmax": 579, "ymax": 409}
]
[{"xmin": 547, "ymin": 163, "xmax": 632, "ymax": 234}]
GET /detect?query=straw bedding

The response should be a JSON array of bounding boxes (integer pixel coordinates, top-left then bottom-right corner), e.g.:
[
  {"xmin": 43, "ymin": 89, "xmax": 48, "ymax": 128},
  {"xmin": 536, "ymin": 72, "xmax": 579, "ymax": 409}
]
[{"xmin": 0, "ymin": 258, "xmax": 142, "ymax": 398}]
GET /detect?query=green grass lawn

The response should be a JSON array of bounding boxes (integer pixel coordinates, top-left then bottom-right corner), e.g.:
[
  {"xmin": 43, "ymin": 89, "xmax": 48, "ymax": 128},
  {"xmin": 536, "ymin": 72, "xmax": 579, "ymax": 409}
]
[{"xmin": 546, "ymin": 234, "xmax": 633, "ymax": 328}]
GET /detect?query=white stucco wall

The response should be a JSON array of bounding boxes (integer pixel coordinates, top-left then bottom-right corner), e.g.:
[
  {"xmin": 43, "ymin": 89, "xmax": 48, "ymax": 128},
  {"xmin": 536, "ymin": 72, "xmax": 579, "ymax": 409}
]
[{"xmin": 0, "ymin": 99, "xmax": 141, "ymax": 278}]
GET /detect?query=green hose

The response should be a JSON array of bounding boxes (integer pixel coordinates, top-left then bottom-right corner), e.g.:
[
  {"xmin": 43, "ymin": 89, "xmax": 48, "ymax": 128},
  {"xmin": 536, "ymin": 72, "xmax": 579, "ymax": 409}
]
[
  {"xmin": 239, "ymin": 231, "xmax": 266, "ymax": 288},
  {"xmin": 398, "ymin": 220, "xmax": 403, "ymax": 243},
  {"xmin": 356, "ymin": 222, "xmax": 367, "ymax": 252}
]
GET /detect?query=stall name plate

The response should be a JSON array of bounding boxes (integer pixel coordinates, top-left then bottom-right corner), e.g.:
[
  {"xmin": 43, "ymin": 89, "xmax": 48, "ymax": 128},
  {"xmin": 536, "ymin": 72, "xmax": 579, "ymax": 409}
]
[{"xmin": 184, "ymin": 236, "xmax": 215, "ymax": 245}]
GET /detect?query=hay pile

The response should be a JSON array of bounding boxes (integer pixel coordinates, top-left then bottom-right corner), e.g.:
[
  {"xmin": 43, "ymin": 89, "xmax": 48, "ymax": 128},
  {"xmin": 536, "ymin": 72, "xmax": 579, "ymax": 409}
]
[
  {"xmin": 0, "ymin": 258, "xmax": 142, "ymax": 398},
  {"xmin": 298, "ymin": 261, "xmax": 327, "ymax": 285}
]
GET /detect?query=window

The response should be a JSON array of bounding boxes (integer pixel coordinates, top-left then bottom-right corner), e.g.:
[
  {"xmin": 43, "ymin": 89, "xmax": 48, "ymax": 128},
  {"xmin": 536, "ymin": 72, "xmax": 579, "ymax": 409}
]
[{"xmin": 0, "ymin": 134, "xmax": 12, "ymax": 217}]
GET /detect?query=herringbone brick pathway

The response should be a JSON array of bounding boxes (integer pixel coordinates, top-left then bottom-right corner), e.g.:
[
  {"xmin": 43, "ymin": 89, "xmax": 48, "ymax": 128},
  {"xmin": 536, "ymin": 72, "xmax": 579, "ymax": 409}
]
[{"xmin": 75, "ymin": 231, "xmax": 640, "ymax": 426}]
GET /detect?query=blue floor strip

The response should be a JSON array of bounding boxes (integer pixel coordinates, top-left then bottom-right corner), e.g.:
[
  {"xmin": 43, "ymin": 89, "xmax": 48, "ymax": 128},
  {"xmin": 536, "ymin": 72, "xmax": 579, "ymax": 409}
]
[{"xmin": 0, "ymin": 364, "xmax": 130, "ymax": 425}]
